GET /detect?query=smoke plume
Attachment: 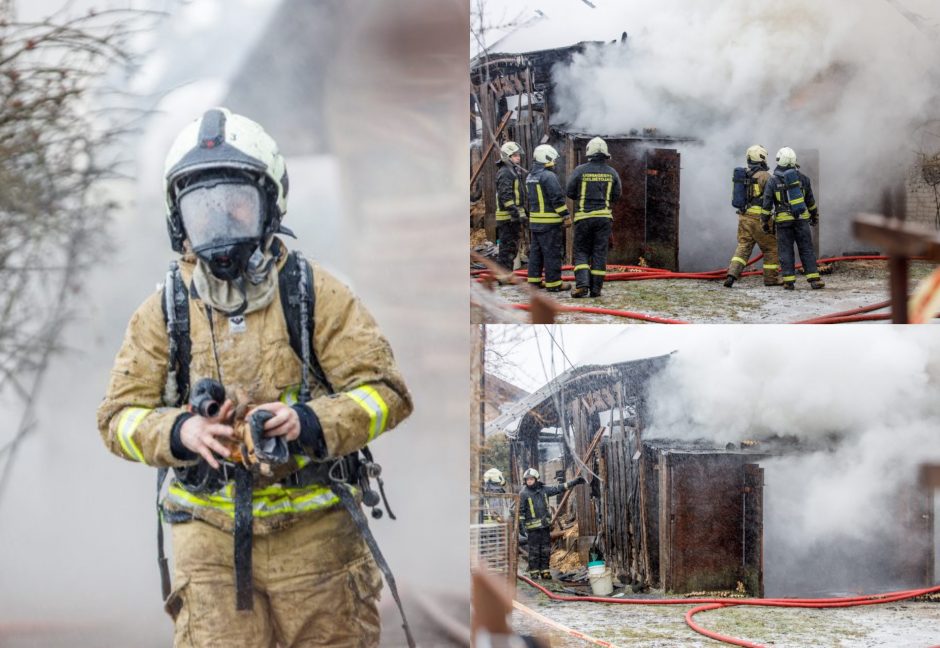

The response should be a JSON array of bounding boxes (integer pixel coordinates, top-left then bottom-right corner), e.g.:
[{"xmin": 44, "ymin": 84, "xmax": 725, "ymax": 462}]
[
  {"xmin": 549, "ymin": 0, "xmax": 940, "ymax": 269},
  {"xmin": 642, "ymin": 327, "xmax": 940, "ymax": 594}
]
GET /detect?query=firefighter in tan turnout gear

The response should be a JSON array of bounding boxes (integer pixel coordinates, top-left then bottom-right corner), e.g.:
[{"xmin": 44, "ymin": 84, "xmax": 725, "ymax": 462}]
[
  {"xmin": 97, "ymin": 108, "xmax": 413, "ymax": 648},
  {"xmin": 724, "ymin": 145, "xmax": 781, "ymax": 287}
]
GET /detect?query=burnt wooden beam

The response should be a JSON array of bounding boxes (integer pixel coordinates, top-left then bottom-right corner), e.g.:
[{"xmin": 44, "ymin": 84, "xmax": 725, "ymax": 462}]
[
  {"xmin": 852, "ymin": 213, "xmax": 940, "ymax": 324},
  {"xmin": 919, "ymin": 464, "xmax": 940, "ymax": 489}
]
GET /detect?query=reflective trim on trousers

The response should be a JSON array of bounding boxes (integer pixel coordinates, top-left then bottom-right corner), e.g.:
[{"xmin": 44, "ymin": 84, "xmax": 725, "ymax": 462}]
[
  {"xmin": 783, "ymin": 275, "xmax": 797, "ymax": 282},
  {"xmin": 344, "ymin": 385, "xmax": 389, "ymax": 442},
  {"xmin": 764, "ymin": 264, "xmax": 779, "ymax": 270},
  {"xmin": 731, "ymin": 256, "xmax": 748, "ymax": 266},
  {"xmin": 544, "ymin": 280, "xmax": 563, "ymax": 288},
  {"xmin": 805, "ymin": 272, "xmax": 820, "ymax": 280},
  {"xmin": 573, "ymin": 264, "xmax": 590, "ymax": 271},
  {"xmin": 116, "ymin": 407, "xmax": 151, "ymax": 462},
  {"xmin": 590, "ymin": 270, "xmax": 606, "ymax": 276}
]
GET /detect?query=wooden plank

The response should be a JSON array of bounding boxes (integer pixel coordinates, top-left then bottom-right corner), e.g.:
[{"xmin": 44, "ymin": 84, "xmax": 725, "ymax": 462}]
[
  {"xmin": 470, "ymin": 109, "xmax": 514, "ymax": 189},
  {"xmin": 551, "ymin": 425, "xmax": 606, "ymax": 527}
]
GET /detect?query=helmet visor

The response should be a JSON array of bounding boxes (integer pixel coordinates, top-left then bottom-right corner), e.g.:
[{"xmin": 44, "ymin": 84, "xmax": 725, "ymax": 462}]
[{"xmin": 179, "ymin": 182, "xmax": 263, "ymax": 250}]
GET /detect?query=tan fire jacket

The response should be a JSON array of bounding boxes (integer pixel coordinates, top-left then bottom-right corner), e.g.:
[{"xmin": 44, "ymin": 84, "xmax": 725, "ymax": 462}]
[{"xmin": 97, "ymin": 250, "xmax": 412, "ymax": 533}]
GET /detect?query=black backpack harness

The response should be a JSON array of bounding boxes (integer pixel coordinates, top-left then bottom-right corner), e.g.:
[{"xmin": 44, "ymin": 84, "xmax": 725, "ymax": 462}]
[{"xmin": 156, "ymin": 249, "xmax": 414, "ymax": 646}]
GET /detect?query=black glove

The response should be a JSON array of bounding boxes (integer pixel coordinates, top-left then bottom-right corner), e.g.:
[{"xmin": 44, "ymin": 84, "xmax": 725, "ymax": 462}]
[
  {"xmin": 568, "ymin": 476, "xmax": 586, "ymax": 488},
  {"xmin": 508, "ymin": 206, "xmax": 520, "ymax": 221},
  {"xmin": 809, "ymin": 214, "xmax": 819, "ymax": 227},
  {"xmin": 761, "ymin": 219, "xmax": 771, "ymax": 234}
]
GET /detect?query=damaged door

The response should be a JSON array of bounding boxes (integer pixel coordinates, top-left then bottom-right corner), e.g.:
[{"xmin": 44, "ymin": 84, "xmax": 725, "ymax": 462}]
[
  {"xmin": 645, "ymin": 149, "xmax": 681, "ymax": 271},
  {"xmin": 659, "ymin": 452, "xmax": 764, "ymax": 595}
]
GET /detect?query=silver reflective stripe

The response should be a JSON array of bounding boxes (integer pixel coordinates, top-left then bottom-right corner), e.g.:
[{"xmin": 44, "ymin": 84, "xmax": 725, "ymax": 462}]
[
  {"xmin": 116, "ymin": 407, "xmax": 150, "ymax": 462},
  {"xmin": 344, "ymin": 385, "xmax": 389, "ymax": 441}
]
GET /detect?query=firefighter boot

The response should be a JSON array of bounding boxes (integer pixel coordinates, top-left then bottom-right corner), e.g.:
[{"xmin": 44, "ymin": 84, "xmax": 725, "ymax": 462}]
[
  {"xmin": 783, "ymin": 281, "xmax": 795, "ymax": 291},
  {"xmin": 541, "ymin": 569, "xmax": 552, "ymax": 580},
  {"xmin": 809, "ymin": 278, "xmax": 825, "ymax": 289},
  {"xmin": 723, "ymin": 275, "xmax": 736, "ymax": 288},
  {"xmin": 571, "ymin": 286, "xmax": 590, "ymax": 298},
  {"xmin": 546, "ymin": 282, "xmax": 571, "ymax": 293},
  {"xmin": 528, "ymin": 569, "xmax": 541, "ymax": 580},
  {"xmin": 590, "ymin": 274, "xmax": 603, "ymax": 298}
]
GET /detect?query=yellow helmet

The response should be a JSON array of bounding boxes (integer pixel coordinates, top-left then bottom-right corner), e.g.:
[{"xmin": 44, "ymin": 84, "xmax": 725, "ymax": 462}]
[
  {"xmin": 586, "ymin": 137, "xmax": 609, "ymax": 158},
  {"xmin": 746, "ymin": 145, "xmax": 768, "ymax": 164},
  {"xmin": 776, "ymin": 147, "xmax": 798, "ymax": 168},
  {"xmin": 533, "ymin": 145, "xmax": 560, "ymax": 166},
  {"xmin": 500, "ymin": 141, "xmax": 523, "ymax": 164},
  {"xmin": 483, "ymin": 467, "xmax": 506, "ymax": 486}
]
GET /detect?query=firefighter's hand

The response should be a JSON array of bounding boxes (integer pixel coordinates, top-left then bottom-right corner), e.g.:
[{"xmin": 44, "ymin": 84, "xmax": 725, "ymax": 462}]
[
  {"xmin": 180, "ymin": 413, "xmax": 235, "ymax": 470},
  {"xmin": 247, "ymin": 402, "xmax": 300, "ymax": 442},
  {"xmin": 809, "ymin": 214, "xmax": 819, "ymax": 227},
  {"xmin": 761, "ymin": 220, "xmax": 771, "ymax": 234},
  {"xmin": 569, "ymin": 476, "xmax": 587, "ymax": 487}
]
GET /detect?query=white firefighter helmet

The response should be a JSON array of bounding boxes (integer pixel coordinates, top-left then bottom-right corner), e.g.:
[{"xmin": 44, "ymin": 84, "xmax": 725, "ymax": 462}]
[
  {"xmin": 500, "ymin": 141, "xmax": 523, "ymax": 164},
  {"xmin": 746, "ymin": 144, "xmax": 768, "ymax": 164},
  {"xmin": 775, "ymin": 147, "xmax": 798, "ymax": 168},
  {"xmin": 163, "ymin": 107, "xmax": 289, "ymax": 253},
  {"xmin": 483, "ymin": 467, "xmax": 506, "ymax": 486},
  {"xmin": 533, "ymin": 144, "xmax": 560, "ymax": 166},
  {"xmin": 586, "ymin": 137, "xmax": 609, "ymax": 158},
  {"xmin": 522, "ymin": 468, "xmax": 540, "ymax": 481}
]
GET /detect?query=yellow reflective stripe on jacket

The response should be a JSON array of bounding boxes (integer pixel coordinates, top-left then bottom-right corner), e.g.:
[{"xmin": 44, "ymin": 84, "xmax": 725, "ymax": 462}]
[
  {"xmin": 167, "ymin": 482, "xmax": 340, "ymax": 518},
  {"xmin": 279, "ymin": 385, "xmax": 301, "ymax": 405},
  {"xmin": 745, "ymin": 205, "xmax": 763, "ymax": 215},
  {"xmin": 536, "ymin": 185, "xmax": 545, "ymax": 214},
  {"xmin": 528, "ymin": 496, "xmax": 536, "ymax": 519},
  {"xmin": 116, "ymin": 407, "xmax": 150, "ymax": 462},
  {"xmin": 344, "ymin": 385, "xmax": 389, "ymax": 441},
  {"xmin": 529, "ymin": 214, "xmax": 563, "ymax": 224},
  {"xmin": 573, "ymin": 211, "xmax": 612, "ymax": 222}
]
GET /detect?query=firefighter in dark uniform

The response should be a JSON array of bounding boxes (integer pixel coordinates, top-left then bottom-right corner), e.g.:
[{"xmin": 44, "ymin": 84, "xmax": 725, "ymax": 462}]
[
  {"xmin": 495, "ymin": 141, "xmax": 526, "ymax": 278},
  {"xmin": 566, "ymin": 137, "xmax": 622, "ymax": 298},
  {"xmin": 526, "ymin": 144, "xmax": 571, "ymax": 292},
  {"xmin": 761, "ymin": 147, "xmax": 824, "ymax": 290},
  {"xmin": 724, "ymin": 145, "xmax": 780, "ymax": 287},
  {"xmin": 518, "ymin": 467, "xmax": 585, "ymax": 579}
]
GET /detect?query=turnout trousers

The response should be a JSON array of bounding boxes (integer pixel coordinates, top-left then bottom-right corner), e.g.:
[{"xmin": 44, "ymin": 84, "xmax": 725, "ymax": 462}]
[
  {"xmin": 727, "ymin": 214, "xmax": 780, "ymax": 285},
  {"xmin": 776, "ymin": 219, "xmax": 820, "ymax": 284},
  {"xmin": 527, "ymin": 527, "xmax": 552, "ymax": 573},
  {"xmin": 573, "ymin": 217, "xmax": 612, "ymax": 294},
  {"xmin": 497, "ymin": 219, "xmax": 521, "ymax": 271},
  {"xmin": 527, "ymin": 224, "xmax": 564, "ymax": 289},
  {"xmin": 165, "ymin": 508, "xmax": 382, "ymax": 648}
]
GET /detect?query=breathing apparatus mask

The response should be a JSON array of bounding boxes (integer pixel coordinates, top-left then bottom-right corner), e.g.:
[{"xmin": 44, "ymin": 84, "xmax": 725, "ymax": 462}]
[{"xmin": 177, "ymin": 173, "xmax": 271, "ymax": 280}]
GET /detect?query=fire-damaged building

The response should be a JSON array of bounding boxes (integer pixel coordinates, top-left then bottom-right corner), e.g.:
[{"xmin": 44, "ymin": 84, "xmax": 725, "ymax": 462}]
[
  {"xmin": 485, "ymin": 355, "xmax": 935, "ymax": 596},
  {"xmin": 470, "ymin": 37, "xmax": 831, "ymax": 271},
  {"xmin": 471, "ymin": 39, "xmax": 698, "ymax": 271}
]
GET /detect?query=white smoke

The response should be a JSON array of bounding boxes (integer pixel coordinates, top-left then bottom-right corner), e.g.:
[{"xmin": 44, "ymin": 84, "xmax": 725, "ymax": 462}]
[
  {"xmin": 547, "ymin": 0, "xmax": 940, "ymax": 269},
  {"xmin": 642, "ymin": 327, "xmax": 940, "ymax": 594}
]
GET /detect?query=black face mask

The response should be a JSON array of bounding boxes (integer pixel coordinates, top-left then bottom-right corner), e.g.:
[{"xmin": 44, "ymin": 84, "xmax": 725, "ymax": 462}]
[{"xmin": 194, "ymin": 239, "xmax": 258, "ymax": 282}]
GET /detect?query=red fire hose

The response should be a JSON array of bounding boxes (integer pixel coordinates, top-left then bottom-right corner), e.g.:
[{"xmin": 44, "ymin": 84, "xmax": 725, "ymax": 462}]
[
  {"xmin": 517, "ymin": 574, "xmax": 940, "ymax": 648},
  {"xmin": 475, "ymin": 256, "xmax": 934, "ymax": 324}
]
